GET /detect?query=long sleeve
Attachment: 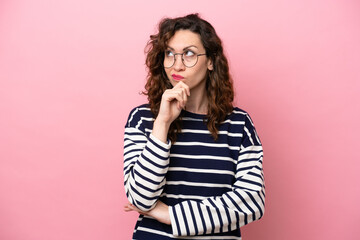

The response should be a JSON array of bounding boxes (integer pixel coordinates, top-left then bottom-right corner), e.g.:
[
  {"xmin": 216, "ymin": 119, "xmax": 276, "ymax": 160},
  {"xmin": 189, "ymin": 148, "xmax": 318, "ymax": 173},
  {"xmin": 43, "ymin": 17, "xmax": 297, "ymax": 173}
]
[
  {"xmin": 123, "ymin": 106, "xmax": 171, "ymax": 211},
  {"xmin": 168, "ymin": 113, "xmax": 265, "ymax": 236}
]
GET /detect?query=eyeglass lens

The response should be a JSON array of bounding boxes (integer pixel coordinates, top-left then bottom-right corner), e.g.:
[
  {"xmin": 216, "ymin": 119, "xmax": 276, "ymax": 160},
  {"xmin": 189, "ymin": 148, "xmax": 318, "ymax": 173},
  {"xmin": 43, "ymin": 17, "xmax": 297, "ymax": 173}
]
[{"xmin": 164, "ymin": 52, "xmax": 200, "ymax": 68}]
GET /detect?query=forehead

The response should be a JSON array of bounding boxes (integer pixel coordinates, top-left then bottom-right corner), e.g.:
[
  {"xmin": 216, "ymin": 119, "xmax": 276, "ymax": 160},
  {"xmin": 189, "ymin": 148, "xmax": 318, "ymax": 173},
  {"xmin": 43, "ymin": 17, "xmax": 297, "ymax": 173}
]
[{"xmin": 167, "ymin": 29, "xmax": 204, "ymax": 50}]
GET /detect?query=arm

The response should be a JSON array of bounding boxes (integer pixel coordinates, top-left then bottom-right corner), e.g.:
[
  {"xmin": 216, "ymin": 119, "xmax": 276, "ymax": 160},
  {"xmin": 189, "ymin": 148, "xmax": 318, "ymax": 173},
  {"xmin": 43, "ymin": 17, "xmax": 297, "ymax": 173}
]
[
  {"xmin": 168, "ymin": 113, "xmax": 265, "ymax": 236},
  {"xmin": 124, "ymin": 82, "xmax": 190, "ymax": 211},
  {"xmin": 123, "ymin": 110, "xmax": 171, "ymax": 211}
]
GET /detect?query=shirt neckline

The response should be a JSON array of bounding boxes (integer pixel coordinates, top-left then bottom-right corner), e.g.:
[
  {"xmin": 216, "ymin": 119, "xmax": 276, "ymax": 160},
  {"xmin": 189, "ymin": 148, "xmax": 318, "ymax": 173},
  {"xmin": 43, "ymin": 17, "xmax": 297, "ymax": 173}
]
[{"xmin": 182, "ymin": 109, "xmax": 207, "ymax": 119}]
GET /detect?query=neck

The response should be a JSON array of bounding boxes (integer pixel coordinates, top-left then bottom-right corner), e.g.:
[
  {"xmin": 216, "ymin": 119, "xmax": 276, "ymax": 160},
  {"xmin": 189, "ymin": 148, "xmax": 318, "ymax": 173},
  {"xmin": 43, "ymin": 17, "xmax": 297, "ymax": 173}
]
[{"xmin": 185, "ymin": 87, "xmax": 208, "ymax": 114}]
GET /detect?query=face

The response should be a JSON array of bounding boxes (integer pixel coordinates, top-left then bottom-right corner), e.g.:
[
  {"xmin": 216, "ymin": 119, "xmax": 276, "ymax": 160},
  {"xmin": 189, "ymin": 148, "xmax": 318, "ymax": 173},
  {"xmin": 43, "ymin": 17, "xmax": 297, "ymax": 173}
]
[{"xmin": 164, "ymin": 30, "xmax": 213, "ymax": 92}]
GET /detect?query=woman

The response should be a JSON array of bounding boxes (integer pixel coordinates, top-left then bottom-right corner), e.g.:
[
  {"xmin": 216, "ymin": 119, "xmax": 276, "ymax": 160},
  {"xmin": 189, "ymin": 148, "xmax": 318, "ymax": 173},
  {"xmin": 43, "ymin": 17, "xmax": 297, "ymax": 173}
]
[{"xmin": 123, "ymin": 13, "xmax": 265, "ymax": 239}]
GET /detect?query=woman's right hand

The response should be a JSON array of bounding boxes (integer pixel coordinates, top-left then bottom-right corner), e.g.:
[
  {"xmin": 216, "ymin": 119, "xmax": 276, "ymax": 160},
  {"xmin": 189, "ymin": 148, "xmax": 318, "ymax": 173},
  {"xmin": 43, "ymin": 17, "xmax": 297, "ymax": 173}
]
[
  {"xmin": 157, "ymin": 81, "xmax": 190, "ymax": 124},
  {"xmin": 152, "ymin": 81, "xmax": 190, "ymax": 143}
]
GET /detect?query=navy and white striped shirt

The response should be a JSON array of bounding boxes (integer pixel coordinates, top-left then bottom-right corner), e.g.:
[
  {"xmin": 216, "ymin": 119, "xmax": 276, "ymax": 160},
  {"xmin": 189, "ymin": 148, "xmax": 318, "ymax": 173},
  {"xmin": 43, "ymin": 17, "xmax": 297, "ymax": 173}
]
[{"xmin": 123, "ymin": 104, "xmax": 265, "ymax": 239}]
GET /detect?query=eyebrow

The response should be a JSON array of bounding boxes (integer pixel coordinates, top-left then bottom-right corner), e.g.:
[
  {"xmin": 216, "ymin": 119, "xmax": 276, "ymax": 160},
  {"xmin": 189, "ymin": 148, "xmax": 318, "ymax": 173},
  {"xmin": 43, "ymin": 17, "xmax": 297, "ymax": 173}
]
[{"xmin": 167, "ymin": 45, "xmax": 199, "ymax": 51}]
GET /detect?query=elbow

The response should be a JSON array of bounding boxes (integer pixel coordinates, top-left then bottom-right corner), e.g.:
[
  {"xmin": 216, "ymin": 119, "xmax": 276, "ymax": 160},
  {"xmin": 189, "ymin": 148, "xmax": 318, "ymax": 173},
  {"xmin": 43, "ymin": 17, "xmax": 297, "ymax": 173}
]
[
  {"xmin": 124, "ymin": 175, "xmax": 166, "ymax": 211},
  {"xmin": 126, "ymin": 192, "xmax": 158, "ymax": 212},
  {"xmin": 258, "ymin": 204, "xmax": 265, "ymax": 220},
  {"xmin": 256, "ymin": 191, "xmax": 265, "ymax": 221},
  {"xmin": 125, "ymin": 185, "xmax": 162, "ymax": 211}
]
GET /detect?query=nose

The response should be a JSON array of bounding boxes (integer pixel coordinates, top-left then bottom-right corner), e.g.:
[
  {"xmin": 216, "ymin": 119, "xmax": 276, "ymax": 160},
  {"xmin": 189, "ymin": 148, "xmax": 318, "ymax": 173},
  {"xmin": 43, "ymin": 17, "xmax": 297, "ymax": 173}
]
[{"xmin": 173, "ymin": 54, "xmax": 185, "ymax": 71}]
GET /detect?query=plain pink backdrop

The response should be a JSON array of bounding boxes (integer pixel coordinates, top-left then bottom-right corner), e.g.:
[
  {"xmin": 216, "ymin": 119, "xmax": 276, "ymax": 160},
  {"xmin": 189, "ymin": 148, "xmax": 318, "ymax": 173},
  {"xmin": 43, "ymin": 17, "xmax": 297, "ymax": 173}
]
[{"xmin": 1, "ymin": 0, "xmax": 359, "ymax": 239}]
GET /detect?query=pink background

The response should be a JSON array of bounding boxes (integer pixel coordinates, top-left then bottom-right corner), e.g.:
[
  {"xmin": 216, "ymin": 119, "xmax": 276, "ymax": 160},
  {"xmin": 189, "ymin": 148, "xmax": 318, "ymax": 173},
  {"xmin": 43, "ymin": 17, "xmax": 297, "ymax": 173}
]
[{"xmin": 1, "ymin": 0, "xmax": 359, "ymax": 239}]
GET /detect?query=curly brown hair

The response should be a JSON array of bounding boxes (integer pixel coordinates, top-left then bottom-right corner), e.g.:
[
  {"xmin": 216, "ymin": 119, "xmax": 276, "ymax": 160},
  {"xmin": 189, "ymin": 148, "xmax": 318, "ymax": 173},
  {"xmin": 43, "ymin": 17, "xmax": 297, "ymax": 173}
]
[{"xmin": 143, "ymin": 13, "xmax": 234, "ymax": 142}]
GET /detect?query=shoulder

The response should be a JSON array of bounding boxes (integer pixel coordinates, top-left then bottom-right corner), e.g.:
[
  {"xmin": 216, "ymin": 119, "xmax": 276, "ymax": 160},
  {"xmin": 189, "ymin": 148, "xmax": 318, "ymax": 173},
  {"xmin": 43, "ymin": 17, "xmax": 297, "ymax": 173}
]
[
  {"xmin": 228, "ymin": 106, "xmax": 251, "ymax": 122},
  {"xmin": 222, "ymin": 106, "xmax": 254, "ymax": 133},
  {"xmin": 231, "ymin": 107, "xmax": 248, "ymax": 116},
  {"xmin": 127, "ymin": 103, "xmax": 152, "ymax": 117},
  {"xmin": 230, "ymin": 107, "xmax": 261, "ymax": 146},
  {"xmin": 228, "ymin": 106, "xmax": 259, "ymax": 135},
  {"xmin": 125, "ymin": 104, "xmax": 154, "ymax": 128}
]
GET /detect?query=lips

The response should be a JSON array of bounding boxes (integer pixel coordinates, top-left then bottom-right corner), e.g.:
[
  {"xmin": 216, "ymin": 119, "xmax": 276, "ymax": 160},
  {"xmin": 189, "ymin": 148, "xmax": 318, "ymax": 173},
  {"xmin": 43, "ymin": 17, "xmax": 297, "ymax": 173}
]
[{"xmin": 172, "ymin": 74, "xmax": 184, "ymax": 81}]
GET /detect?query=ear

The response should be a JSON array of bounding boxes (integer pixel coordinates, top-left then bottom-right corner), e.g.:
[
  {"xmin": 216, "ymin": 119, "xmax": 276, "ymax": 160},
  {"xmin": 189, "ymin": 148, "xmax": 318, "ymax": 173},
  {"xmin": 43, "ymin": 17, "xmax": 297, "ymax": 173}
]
[{"xmin": 207, "ymin": 58, "xmax": 213, "ymax": 71}]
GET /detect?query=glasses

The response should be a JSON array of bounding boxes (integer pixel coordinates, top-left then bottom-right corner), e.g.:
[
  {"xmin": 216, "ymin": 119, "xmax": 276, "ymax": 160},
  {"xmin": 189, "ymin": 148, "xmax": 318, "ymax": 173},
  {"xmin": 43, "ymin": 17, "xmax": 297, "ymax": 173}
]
[{"xmin": 164, "ymin": 50, "xmax": 206, "ymax": 68}]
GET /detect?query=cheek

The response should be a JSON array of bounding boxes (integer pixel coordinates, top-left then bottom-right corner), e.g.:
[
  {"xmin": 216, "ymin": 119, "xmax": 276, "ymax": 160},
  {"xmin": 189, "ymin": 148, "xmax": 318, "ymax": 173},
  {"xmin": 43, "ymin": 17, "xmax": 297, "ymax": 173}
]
[
  {"xmin": 164, "ymin": 69, "xmax": 176, "ymax": 87},
  {"xmin": 165, "ymin": 68, "xmax": 171, "ymax": 76},
  {"xmin": 164, "ymin": 69, "xmax": 170, "ymax": 80},
  {"xmin": 192, "ymin": 65, "xmax": 208, "ymax": 79}
]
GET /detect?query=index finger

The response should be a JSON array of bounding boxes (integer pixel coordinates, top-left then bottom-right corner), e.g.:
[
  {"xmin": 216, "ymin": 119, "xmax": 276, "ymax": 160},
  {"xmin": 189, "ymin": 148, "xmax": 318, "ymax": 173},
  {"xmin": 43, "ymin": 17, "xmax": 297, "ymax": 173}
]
[{"xmin": 174, "ymin": 81, "xmax": 190, "ymax": 96}]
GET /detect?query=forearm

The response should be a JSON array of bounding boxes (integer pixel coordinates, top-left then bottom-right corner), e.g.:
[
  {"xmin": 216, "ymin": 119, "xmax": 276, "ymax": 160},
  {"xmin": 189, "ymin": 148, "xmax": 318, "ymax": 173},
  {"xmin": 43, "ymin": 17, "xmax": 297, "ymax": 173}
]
[
  {"xmin": 152, "ymin": 118, "xmax": 171, "ymax": 144},
  {"xmin": 169, "ymin": 187, "xmax": 265, "ymax": 237}
]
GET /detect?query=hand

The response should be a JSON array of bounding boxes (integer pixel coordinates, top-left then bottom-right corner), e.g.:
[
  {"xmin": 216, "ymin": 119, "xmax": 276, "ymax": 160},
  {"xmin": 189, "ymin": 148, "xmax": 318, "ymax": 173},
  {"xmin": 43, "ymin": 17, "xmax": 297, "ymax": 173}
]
[
  {"xmin": 157, "ymin": 81, "xmax": 190, "ymax": 125},
  {"xmin": 124, "ymin": 201, "xmax": 171, "ymax": 225},
  {"xmin": 152, "ymin": 81, "xmax": 190, "ymax": 143}
]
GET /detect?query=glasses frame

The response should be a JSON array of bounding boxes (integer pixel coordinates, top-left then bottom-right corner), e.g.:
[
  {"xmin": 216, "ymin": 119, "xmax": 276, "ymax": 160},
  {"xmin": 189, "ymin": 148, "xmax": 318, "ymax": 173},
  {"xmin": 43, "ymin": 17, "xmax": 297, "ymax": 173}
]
[{"xmin": 163, "ymin": 52, "xmax": 207, "ymax": 68}]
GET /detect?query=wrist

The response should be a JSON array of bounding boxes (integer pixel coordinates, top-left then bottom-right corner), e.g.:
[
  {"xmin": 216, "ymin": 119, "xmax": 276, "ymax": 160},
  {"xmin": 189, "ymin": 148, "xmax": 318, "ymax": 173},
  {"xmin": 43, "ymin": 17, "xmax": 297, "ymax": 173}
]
[
  {"xmin": 154, "ymin": 118, "xmax": 172, "ymax": 131},
  {"xmin": 152, "ymin": 119, "xmax": 171, "ymax": 144},
  {"xmin": 154, "ymin": 116, "xmax": 172, "ymax": 127}
]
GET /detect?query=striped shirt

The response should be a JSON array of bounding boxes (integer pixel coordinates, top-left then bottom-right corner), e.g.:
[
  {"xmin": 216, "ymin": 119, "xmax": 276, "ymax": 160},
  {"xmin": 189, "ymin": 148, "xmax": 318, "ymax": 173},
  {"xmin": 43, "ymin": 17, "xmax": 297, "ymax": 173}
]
[{"xmin": 123, "ymin": 104, "xmax": 265, "ymax": 239}]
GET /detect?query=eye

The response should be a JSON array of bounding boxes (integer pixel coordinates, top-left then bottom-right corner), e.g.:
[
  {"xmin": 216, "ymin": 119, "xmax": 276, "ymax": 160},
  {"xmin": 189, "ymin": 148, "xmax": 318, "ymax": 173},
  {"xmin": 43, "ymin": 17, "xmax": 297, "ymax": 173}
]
[
  {"xmin": 184, "ymin": 50, "xmax": 195, "ymax": 57},
  {"xmin": 165, "ymin": 50, "xmax": 174, "ymax": 57}
]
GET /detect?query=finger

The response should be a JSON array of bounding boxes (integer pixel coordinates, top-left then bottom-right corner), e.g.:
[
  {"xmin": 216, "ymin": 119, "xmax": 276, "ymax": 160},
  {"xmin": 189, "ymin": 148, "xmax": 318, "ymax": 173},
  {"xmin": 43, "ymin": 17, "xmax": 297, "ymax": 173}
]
[
  {"xmin": 124, "ymin": 207, "xmax": 132, "ymax": 212},
  {"xmin": 123, "ymin": 203, "xmax": 133, "ymax": 211},
  {"xmin": 176, "ymin": 89, "xmax": 186, "ymax": 108},
  {"xmin": 181, "ymin": 82, "xmax": 190, "ymax": 96},
  {"xmin": 164, "ymin": 90, "xmax": 185, "ymax": 107},
  {"xmin": 162, "ymin": 89, "xmax": 181, "ymax": 102},
  {"xmin": 174, "ymin": 85, "xmax": 189, "ymax": 108},
  {"xmin": 174, "ymin": 81, "xmax": 190, "ymax": 97},
  {"xmin": 124, "ymin": 204, "xmax": 145, "ymax": 215},
  {"xmin": 124, "ymin": 206, "xmax": 133, "ymax": 212},
  {"xmin": 182, "ymin": 88, "xmax": 188, "ymax": 107},
  {"xmin": 124, "ymin": 203, "xmax": 137, "ymax": 210}
]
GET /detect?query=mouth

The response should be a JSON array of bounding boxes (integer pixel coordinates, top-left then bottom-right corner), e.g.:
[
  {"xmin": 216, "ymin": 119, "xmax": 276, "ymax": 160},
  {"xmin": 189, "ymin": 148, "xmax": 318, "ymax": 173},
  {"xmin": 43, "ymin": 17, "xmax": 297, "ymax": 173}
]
[{"xmin": 171, "ymin": 74, "xmax": 184, "ymax": 81}]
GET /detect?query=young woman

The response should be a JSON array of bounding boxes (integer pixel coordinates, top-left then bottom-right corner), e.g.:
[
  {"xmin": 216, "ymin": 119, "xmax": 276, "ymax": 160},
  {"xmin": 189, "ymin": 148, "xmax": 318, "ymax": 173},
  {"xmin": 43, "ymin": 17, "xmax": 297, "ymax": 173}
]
[{"xmin": 123, "ymin": 13, "xmax": 265, "ymax": 239}]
